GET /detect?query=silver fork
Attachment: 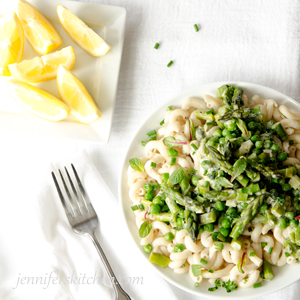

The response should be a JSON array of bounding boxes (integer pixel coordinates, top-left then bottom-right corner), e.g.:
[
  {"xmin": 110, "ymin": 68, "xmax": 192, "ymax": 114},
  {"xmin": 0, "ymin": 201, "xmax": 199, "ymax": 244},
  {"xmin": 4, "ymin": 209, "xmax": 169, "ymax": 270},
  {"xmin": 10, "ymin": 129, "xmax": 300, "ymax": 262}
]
[{"xmin": 52, "ymin": 164, "xmax": 131, "ymax": 300}]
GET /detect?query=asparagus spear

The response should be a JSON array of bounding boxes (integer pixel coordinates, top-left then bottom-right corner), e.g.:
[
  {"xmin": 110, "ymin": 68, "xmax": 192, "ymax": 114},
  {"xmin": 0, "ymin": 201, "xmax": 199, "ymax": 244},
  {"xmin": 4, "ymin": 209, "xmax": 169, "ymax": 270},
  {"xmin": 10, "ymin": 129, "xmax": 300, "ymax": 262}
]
[
  {"xmin": 247, "ymin": 159, "xmax": 284, "ymax": 179},
  {"xmin": 154, "ymin": 213, "xmax": 172, "ymax": 222},
  {"xmin": 161, "ymin": 183, "xmax": 204, "ymax": 213},
  {"xmin": 271, "ymin": 122, "xmax": 288, "ymax": 141},
  {"xmin": 185, "ymin": 210, "xmax": 198, "ymax": 242},
  {"xmin": 202, "ymin": 190, "xmax": 236, "ymax": 201},
  {"xmin": 230, "ymin": 195, "xmax": 265, "ymax": 240},
  {"xmin": 149, "ymin": 252, "xmax": 170, "ymax": 267},
  {"xmin": 232, "ymin": 87, "xmax": 244, "ymax": 109},
  {"xmin": 200, "ymin": 210, "xmax": 217, "ymax": 224},
  {"xmin": 217, "ymin": 84, "xmax": 235, "ymax": 106},
  {"xmin": 195, "ymin": 110, "xmax": 215, "ymax": 121}
]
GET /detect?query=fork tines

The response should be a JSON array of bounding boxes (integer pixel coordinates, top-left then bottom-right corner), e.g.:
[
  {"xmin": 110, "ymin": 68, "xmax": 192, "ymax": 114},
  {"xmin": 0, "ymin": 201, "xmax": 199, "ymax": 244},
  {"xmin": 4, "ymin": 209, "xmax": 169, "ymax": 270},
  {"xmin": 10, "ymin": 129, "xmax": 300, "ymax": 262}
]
[{"xmin": 52, "ymin": 164, "xmax": 91, "ymax": 218}]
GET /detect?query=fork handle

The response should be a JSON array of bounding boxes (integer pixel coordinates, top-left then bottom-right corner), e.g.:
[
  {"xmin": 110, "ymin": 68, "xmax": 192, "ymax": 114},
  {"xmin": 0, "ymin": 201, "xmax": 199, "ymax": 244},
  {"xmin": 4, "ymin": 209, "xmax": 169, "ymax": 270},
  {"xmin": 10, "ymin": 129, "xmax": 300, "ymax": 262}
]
[{"xmin": 85, "ymin": 231, "xmax": 132, "ymax": 300}]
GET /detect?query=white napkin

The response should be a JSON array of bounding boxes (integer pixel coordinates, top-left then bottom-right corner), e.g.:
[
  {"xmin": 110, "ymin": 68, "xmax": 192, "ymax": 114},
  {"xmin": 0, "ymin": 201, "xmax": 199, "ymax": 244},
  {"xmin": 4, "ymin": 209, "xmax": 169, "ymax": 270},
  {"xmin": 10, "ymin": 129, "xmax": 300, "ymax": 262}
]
[{"xmin": 0, "ymin": 150, "xmax": 178, "ymax": 300}]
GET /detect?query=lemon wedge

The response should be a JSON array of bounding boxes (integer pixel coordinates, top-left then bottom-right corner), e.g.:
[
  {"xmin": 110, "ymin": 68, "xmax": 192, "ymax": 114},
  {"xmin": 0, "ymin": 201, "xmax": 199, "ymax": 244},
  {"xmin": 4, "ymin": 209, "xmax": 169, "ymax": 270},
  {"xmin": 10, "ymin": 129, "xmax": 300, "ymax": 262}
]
[
  {"xmin": 0, "ymin": 12, "xmax": 24, "ymax": 76},
  {"xmin": 9, "ymin": 46, "xmax": 75, "ymax": 83},
  {"xmin": 8, "ymin": 79, "xmax": 70, "ymax": 121},
  {"xmin": 57, "ymin": 4, "xmax": 110, "ymax": 57},
  {"xmin": 57, "ymin": 65, "xmax": 101, "ymax": 124},
  {"xmin": 16, "ymin": 0, "xmax": 62, "ymax": 55}
]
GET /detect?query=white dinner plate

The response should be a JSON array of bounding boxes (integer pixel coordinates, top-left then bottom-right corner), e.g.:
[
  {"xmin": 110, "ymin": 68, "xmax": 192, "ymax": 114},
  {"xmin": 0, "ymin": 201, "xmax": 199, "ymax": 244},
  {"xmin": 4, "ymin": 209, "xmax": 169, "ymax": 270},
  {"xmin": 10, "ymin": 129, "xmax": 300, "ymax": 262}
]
[
  {"xmin": 119, "ymin": 82, "xmax": 300, "ymax": 299},
  {"xmin": 0, "ymin": 0, "xmax": 126, "ymax": 143}
]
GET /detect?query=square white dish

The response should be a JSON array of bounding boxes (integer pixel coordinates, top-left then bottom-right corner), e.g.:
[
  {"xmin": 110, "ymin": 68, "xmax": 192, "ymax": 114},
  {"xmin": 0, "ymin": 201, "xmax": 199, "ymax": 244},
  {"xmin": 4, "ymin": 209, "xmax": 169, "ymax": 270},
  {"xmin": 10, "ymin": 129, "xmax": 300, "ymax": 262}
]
[{"xmin": 0, "ymin": 0, "xmax": 126, "ymax": 143}]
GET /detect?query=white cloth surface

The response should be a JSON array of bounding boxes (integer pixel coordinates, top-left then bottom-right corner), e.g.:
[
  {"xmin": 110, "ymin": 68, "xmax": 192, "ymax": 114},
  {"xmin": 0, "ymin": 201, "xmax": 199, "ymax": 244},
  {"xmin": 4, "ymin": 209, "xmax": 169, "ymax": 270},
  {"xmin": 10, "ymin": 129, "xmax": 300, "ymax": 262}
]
[{"xmin": 1, "ymin": 0, "xmax": 300, "ymax": 299}]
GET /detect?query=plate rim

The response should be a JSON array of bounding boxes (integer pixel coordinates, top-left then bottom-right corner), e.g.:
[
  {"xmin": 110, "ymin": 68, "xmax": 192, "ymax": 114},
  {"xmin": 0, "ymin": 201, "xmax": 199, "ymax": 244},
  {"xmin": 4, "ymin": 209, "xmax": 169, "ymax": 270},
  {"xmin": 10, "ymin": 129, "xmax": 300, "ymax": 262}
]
[{"xmin": 118, "ymin": 81, "xmax": 300, "ymax": 299}]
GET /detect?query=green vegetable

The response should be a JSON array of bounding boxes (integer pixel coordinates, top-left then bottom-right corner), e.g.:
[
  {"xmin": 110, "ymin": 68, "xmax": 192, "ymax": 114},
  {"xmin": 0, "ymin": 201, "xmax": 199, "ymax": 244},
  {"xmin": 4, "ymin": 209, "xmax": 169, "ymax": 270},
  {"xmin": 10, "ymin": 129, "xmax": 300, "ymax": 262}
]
[
  {"xmin": 129, "ymin": 158, "xmax": 145, "ymax": 172},
  {"xmin": 222, "ymin": 279, "xmax": 238, "ymax": 293},
  {"xmin": 169, "ymin": 167, "xmax": 185, "ymax": 185},
  {"xmin": 231, "ymin": 157, "xmax": 247, "ymax": 182},
  {"xmin": 144, "ymin": 244, "xmax": 152, "ymax": 253},
  {"xmin": 253, "ymin": 283, "xmax": 262, "ymax": 288},
  {"xmin": 174, "ymin": 244, "xmax": 185, "ymax": 252},
  {"xmin": 271, "ymin": 122, "xmax": 288, "ymax": 141},
  {"xmin": 163, "ymin": 136, "xmax": 187, "ymax": 148},
  {"xmin": 191, "ymin": 264, "xmax": 202, "ymax": 277},
  {"xmin": 200, "ymin": 258, "xmax": 208, "ymax": 265},
  {"xmin": 167, "ymin": 60, "xmax": 173, "ymax": 67},
  {"xmin": 200, "ymin": 210, "xmax": 217, "ymax": 224},
  {"xmin": 164, "ymin": 232, "xmax": 174, "ymax": 241},
  {"xmin": 168, "ymin": 147, "xmax": 178, "ymax": 157},
  {"xmin": 194, "ymin": 24, "xmax": 199, "ymax": 32},
  {"xmin": 139, "ymin": 221, "xmax": 152, "ymax": 238},
  {"xmin": 149, "ymin": 252, "xmax": 170, "ymax": 267},
  {"xmin": 154, "ymin": 43, "xmax": 159, "ymax": 49},
  {"xmin": 231, "ymin": 237, "xmax": 243, "ymax": 250},
  {"xmin": 263, "ymin": 261, "xmax": 273, "ymax": 280},
  {"xmin": 214, "ymin": 242, "xmax": 224, "ymax": 251}
]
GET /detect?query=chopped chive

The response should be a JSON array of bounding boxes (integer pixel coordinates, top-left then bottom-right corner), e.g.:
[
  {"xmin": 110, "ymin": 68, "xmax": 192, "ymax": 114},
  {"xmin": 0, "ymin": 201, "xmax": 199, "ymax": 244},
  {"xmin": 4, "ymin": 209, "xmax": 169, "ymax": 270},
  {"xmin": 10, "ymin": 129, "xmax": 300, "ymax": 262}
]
[
  {"xmin": 131, "ymin": 205, "xmax": 138, "ymax": 211},
  {"xmin": 250, "ymin": 252, "xmax": 255, "ymax": 257},
  {"xmin": 195, "ymin": 282, "xmax": 200, "ymax": 287},
  {"xmin": 200, "ymin": 258, "xmax": 208, "ymax": 265},
  {"xmin": 204, "ymin": 181, "xmax": 209, "ymax": 188},
  {"xmin": 209, "ymin": 172, "xmax": 216, "ymax": 180},
  {"xmin": 253, "ymin": 283, "xmax": 262, "ymax": 288},
  {"xmin": 147, "ymin": 130, "xmax": 157, "ymax": 137},
  {"xmin": 192, "ymin": 151, "xmax": 195, "ymax": 155},
  {"xmin": 203, "ymin": 170, "xmax": 208, "ymax": 175},
  {"xmin": 160, "ymin": 119, "xmax": 165, "ymax": 126},
  {"xmin": 166, "ymin": 106, "xmax": 175, "ymax": 111},
  {"xmin": 154, "ymin": 43, "xmax": 160, "ymax": 49},
  {"xmin": 208, "ymin": 269, "xmax": 214, "ymax": 273},
  {"xmin": 191, "ymin": 143, "xmax": 198, "ymax": 150},
  {"xmin": 167, "ymin": 60, "xmax": 174, "ymax": 67},
  {"xmin": 181, "ymin": 264, "xmax": 185, "ymax": 268},
  {"xmin": 138, "ymin": 204, "xmax": 145, "ymax": 210},
  {"xmin": 261, "ymin": 242, "xmax": 268, "ymax": 247},
  {"xmin": 148, "ymin": 135, "xmax": 157, "ymax": 141},
  {"xmin": 285, "ymin": 252, "xmax": 290, "ymax": 257},
  {"xmin": 206, "ymin": 109, "xmax": 214, "ymax": 115},
  {"xmin": 268, "ymin": 247, "xmax": 273, "ymax": 255},
  {"xmin": 194, "ymin": 24, "xmax": 199, "ymax": 32},
  {"xmin": 289, "ymin": 140, "xmax": 294, "ymax": 145},
  {"xmin": 151, "ymin": 162, "xmax": 156, "ymax": 168},
  {"xmin": 141, "ymin": 141, "xmax": 147, "ymax": 146},
  {"xmin": 206, "ymin": 121, "xmax": 216, "ymax": 126},
  {"xmin": 170, "ymin": 157, "xmax": 176, "ymax": 165}
]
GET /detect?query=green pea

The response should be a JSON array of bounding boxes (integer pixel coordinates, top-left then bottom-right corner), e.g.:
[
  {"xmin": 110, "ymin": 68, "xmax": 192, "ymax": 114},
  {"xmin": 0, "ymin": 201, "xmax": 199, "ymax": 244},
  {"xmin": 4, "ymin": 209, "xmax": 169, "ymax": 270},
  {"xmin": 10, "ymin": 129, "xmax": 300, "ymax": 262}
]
[
  {"xmin": 251, "ymin": 135, "xmax": 259, "ymax": 143},
  {"xmin": 153, "ymin": 196, "xmax": 164, "ymax": 206},
  {"xmin": 255, "ymin": 141, "xmax": 263, "ymax": 148},
  {"xmin": 219, "ymin": 137, "xmax": 226, "ymax": 145},
  {"xmin": 191, "ymin": 176, "xmax": 201, "ymax": 186},
  {"xmin": 293, "ymin": 189, "xmax": 300, "ymax": 197},
  {"xmin": 290, "ymin": 219, "xmax": 298, "ymax": 228},
  {"xmin": 144, "ymin": 183, "xmax": 153, "ymax": 192},
  {"xmin": 161, "ymin": 204, "xmax": 169, "ymax": 212},
  {"xmin": 198, "ymin": 225, "xmax": 204, "ymax": 235},
  {"xmin": 285, "ymin": 211, "xmax": 295, "ymax": 220},
  {"xmin": 213, "ymin": 129, "xmax": 222, "ymax": 138},
  {"xmin": 179, "ymin": 209, "xmax": 185, "ymax": 218},
  {"xmin": 162, "ymin": 173, "xmax": 169, "ymax": 181},
  {"xmin": 203, "ymin": 223, "xmax": 214, "ymax": 232},
  {"xmin": 149, "ymin": 204, "xmax": 161, "ymax": 214},
  {"xmin": 215, "ymin": 201, "xmax": 226, "ymax": 211},
  {"xmin": 144, "ymin": 191, "xmax": 154, "ymax": 200},
  {"xmin": 264, "ymin": 140, "xmax": 273, "ymax": 149},
  {"xmin": 277, "ymin": 217, "xmax": 287, "ymax": 230},
  {"xmin": 278, "ymin": 152, "xmax": 287, "ymax": 162},
  {"xmin": 271, "ymin": 144, "xmax": 279, "ymax": 152},
  {"xmin": 219, "ymin": 227, "xmax": 230, "ymax": 237},
  {"xmin": 226, "ymin": 207, "xmax": 237, "ymax": 218},
  {"xmin": 222, "ymin": 218, "xmax": 231, "ymax": 229},
  {"xmin": 248, "ymin": 121, "xmax": 257, "ymax": 131},
  {"xmin": 176, "ymin": 217, "xmax": 183, "ymax": 227},
  {"xmin": 206, "ymin": 139, "xmax": 216, "ymax": 147},
  {"xmin": 174, "ymin": 244, "xmax": 185, "ymax": 252},
  {"xmin": 252, "ymin": 148, "xmax": 261, "ymax": 155},
  {"xmin": 228, "ymin": 122, "xmax": 237, "ymax": 131},
  {"xmin": 211, "ymin": 232, "xmax": 219, "ymax": 241},
  {"xmin": 222, "ymin": 128, "xmax": 230, "ymax": 137},
  {"xmin": 201, "ymin": 160, "xmax": 213, "ymax": 170},
  {"xmin": 164, "ymin": 232, "xmax": 174, "ymax": 242},
  {"xmin": 282, "ymin": 183, "xmax": 291, "ymax": 192},
  {"xmin": 210, "ymin": 137, "xmax": 220, "ymax": 143},
  {"xmin": 152, "ymin": 182, "xmax": 159, "ymax": 190},
  {"xmin": 167, "ymin": 147, "xmax": 178, "ymax": 157},
  {"xmin": 256, "ymin": 123, "xmax": 262, "ymax": 131},
  {"xmin": 143, "ymin": 244, "xmax": 152, "ymax": 253},
  {"xmin": 240, "ymin": 201, "xmax": 248, "ymax": 209}
]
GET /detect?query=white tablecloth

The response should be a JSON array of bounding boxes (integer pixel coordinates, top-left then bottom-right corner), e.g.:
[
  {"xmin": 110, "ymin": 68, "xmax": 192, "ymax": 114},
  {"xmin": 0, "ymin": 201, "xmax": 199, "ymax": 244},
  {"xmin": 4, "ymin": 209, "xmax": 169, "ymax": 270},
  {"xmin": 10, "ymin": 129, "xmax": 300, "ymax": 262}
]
[{"xmin": 1, "ymin": 0, "xmax": 300, "ymax": 299}]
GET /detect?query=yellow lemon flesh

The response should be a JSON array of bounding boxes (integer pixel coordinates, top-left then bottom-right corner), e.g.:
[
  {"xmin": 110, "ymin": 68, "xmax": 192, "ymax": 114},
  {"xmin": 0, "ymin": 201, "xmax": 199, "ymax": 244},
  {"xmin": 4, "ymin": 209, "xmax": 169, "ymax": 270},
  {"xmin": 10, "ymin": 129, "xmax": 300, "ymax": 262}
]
[
  {"xmin": 57, "ymin": 65, "xmax": 101, "ymax": 124},
  {"xmin": 8, "ymin": 79, "xmax": 70, "ymax": 121},
  {"xmin": 9, "ymin": 46, "xmax": 75, "ymax": 83},
  {"xmin": 0, "ymin": 11, "xmax": 24, "ymax": 76},
  {"xmin": 57, "ymin": 4, "xmax": 110, "ymax": 56},
  {"xmin": 16, "ymin": 0, "xmax": 62, "ymax": 55}
]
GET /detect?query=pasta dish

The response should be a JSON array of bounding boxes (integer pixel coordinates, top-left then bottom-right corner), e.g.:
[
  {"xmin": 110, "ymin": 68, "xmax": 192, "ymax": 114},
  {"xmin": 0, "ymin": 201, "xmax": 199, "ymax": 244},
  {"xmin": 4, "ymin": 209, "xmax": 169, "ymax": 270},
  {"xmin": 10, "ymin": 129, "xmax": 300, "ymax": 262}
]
[{"xmin": 127, "ymin": 84, "xmax": 300, "ymax": 292}]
